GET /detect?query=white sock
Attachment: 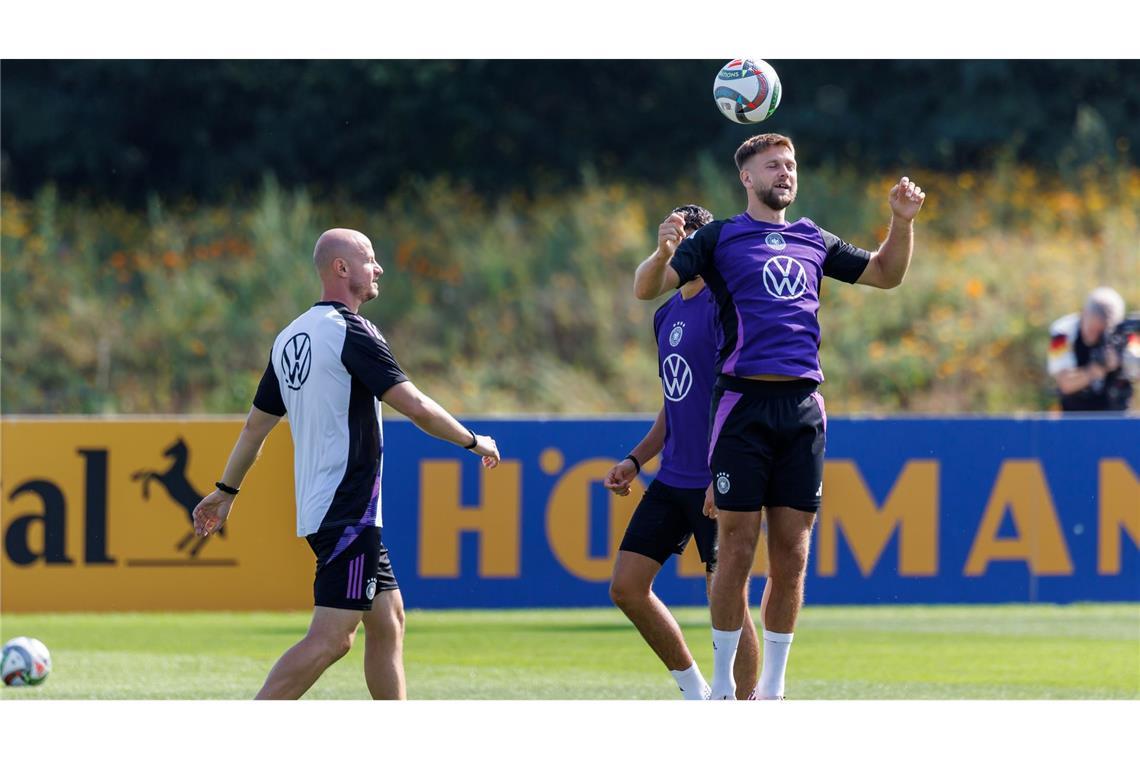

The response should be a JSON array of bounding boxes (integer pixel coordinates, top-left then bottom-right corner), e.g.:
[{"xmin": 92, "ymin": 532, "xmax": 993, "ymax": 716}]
[
  {"xmin": 757, "ymin": 629, "xmax": 794, "ymax": 698},
  {"xmin": 710, "ymin": 627, "xmax": 742, "ymax": 699},
  {"xmin": 670, "ymin": 663, "xmax": 710, "ymax": 701}
]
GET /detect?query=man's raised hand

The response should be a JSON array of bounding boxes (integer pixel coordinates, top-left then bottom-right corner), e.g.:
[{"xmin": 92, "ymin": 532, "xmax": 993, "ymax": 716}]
[
  {"xmin": 888, "ymin": 176, "xmax": 926, "ymax": 221},
  {"xmin": 657, "ymin": 213, "xmax": 687, "ymax": 258}
]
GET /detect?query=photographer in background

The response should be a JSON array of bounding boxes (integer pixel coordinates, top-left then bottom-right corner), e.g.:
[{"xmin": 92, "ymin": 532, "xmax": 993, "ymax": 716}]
[{"xmin": 1048, "ymin": 286, "xmax": 1140, "ymax": 411}]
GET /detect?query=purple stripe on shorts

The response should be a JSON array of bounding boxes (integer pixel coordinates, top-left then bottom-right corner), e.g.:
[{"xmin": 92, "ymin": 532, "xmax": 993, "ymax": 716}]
[
  {"xmin": 355, "ymin": 556, "xmax": 363, "ymax": 599},
  {"xmin": 708, "ymin": 390, "xmax": 743, "ymax": 467},
  {"xmin": 347, "ymin": 555, "xmax": 362, "ymax": 599},
  {"xmin": 811, "ymin": 390, "xmax": 827, "ymax": 433},
  {"xmin": 356, "ymin": 555, "xmax": 364, "ymax": 598},
  {"xmin": 355, "ymin": 556, "xmax": 361, "ymax": 599},
  {"xmin": 721, "ymin": 305, "xmax": 746, "ymax": 375},
  {"xmin": 358, "ymin": 555, "xmax": 366, "ymax": 598}
]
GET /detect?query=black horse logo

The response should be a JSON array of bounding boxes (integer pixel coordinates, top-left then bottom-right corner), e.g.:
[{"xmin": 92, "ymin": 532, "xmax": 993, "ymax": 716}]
[{"xmin": 132, "ymin": 438, "xmax": 223, "ymax": 558}]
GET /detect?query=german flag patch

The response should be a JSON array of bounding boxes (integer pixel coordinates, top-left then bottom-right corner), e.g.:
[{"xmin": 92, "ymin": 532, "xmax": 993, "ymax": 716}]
[{"xmin": 1049, "ymin": 334, "xmax": 1069, "ymax": 356}]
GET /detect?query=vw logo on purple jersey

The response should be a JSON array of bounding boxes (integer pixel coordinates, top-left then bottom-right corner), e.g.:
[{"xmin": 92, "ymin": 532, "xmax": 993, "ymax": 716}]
[
  {"xmin": 762, "ymin": 255, "xmax": 808, "ymax": 300},
  {"xmin": 661, "ymin": 353, "xmax": 693, "ymax": 401}
]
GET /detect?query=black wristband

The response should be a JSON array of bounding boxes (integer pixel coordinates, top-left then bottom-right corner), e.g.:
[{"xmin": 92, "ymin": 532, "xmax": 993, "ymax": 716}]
[
  {"xmin": 215, "ymin": 481, "xmax": 240, "ymax": 495},
  {"xmin": 624, "ymin": 454, "xmax": 641, "ymax": 474},
  {"xmin": 464, "ymin": 428, "xmax": 479, "ymax": 450}
]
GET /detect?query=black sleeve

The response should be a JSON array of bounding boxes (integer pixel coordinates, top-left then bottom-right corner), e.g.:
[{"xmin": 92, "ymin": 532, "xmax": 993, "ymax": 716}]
[
  {"xmin": 820, "ymin": 227, "xmax": 873, "ymax": 283},
  {"xmin": 652, "ymin": 302, "xmax": 668, "ymax": 378},
  {"xmin": 252, "ymin": 358, "xmax": 286, "ymax": 417},
  {"xmin": 668, "ymin": 221, "xmax": 724, "ymax": 286},
  {"xmin": 340, "ymin": 314, "xmax": 409, "ymax": 399}
]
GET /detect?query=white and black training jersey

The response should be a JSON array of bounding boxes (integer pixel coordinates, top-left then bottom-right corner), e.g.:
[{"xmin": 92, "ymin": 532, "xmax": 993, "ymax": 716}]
[{"xmin": 253, "ymin": 301, "xmax": 408, "ymax": 537}]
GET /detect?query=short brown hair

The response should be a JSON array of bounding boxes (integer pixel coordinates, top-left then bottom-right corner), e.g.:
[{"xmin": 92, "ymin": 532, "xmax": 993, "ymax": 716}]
[
  {"xmin": 672, "ymin": 204, "xmax": 713, "ymax": 233},
  {"xmin": 734, "ymin": 133, "xmax": 795, "ymax": 170}
]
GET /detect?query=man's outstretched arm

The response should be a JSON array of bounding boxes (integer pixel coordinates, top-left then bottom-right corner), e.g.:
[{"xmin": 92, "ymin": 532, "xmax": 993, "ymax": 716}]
[
  {"xmin": 381, "ymin": 380, "xmax": 501, "ymax": 467},
  {"xmin": 193, "ymin": 406, "xmax": 281, "ymax": 536},
  {"xmin": 634, "ymin": 213, "xmax": 685, "ymax": 299},
  {"xmin": 857, "ymin": 176, "xmax": 926, "ymax": 289}
]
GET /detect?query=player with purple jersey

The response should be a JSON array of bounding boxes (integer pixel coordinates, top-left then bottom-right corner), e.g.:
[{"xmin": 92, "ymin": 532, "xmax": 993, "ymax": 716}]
[
  {"xmin": 634, "ymin": 134, "xmax": 926, "ymax": 699},
  {"xmin": 604, "ymin": 205, "xmax": 759, "ymax": 700}
]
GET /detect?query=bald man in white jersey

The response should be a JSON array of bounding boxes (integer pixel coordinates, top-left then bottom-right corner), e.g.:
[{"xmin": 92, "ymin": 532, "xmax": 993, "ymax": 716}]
[{"xmin": 193, "ymin": 228, "xmax": 500, "ymax": 699}]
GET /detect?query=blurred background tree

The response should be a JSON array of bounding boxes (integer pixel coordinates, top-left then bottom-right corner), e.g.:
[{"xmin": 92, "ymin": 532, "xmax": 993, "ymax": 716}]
[
  {"xmin": 4, "ymin": 60, "xmax": 1137, "ymax": 203},
  {"xmin": 2, "ymin": 60, "xmax": 1137, "ymax": 414}
]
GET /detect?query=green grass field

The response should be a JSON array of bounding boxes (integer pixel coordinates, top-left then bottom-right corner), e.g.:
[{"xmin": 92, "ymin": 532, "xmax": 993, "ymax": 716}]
[{"xmin": 2, "ymin": 604, "xmax": 1138, "ymax": 699}]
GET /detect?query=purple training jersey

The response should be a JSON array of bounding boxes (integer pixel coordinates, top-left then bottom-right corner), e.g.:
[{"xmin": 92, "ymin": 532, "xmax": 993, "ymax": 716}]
[
  {"xmin": 669, "ymin": 214, "xmax": 871, "ymax": 382},
  {"xmin": 653, "ymin": 287, "xmax": 718, "ymax": 489}
]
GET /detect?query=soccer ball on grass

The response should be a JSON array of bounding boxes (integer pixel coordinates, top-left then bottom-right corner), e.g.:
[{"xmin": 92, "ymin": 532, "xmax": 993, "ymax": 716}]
[{"xmin": 2, "ymin": 637, "xmax": 52, "ymax": 687}]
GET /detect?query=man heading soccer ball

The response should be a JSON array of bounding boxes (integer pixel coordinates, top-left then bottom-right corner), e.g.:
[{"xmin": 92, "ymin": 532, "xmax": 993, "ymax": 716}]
[{"xmin": 633, "ymin": 133, "xmax": 925, "ymax": 699}]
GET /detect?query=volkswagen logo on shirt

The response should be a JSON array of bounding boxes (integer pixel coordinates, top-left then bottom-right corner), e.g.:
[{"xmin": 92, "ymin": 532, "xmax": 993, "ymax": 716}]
[
  {"xmin": 281, "ymin": 332, "xmax": 312, "ymax": 390},
  {"xmin": 762, "ymin": 255, "xmax": 808, "ymax": 300},
  {"xmin": 661, "ymin": 353, "xmax": 693, "ymax": 401}
]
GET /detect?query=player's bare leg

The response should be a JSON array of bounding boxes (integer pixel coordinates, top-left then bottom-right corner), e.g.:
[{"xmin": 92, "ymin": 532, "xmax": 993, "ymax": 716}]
[
  {"xmin": 763, "ymin": 507, "xmax": 814, "ymax": 632},
  {"xmin": 707, "ymin": 510, "xmax": 763, "ymax": 699},
  {"xmin": 611, "ymin": 550, "xmax": 709, "ymax": 699},
  {"xmin": 611, "ymin": 552, "xmax": 691, "ymax": 670},
  {"xmin": 705, "ymin": 572, "xmax": 759, "ymax": 699},
  {"xmin": 361, "ymin": 589, "xmax": 407, "ymax": 700},
  {"xmin": 255, "ymin": 606, "xmax": 362, "ymax": 699},
  {"xmin": 755, "ymin": 506, "xmax": 816, "ymax": 699},
  {"xmin": 759, "ymin": 573, "xmax": 773, "ymax": 622}
]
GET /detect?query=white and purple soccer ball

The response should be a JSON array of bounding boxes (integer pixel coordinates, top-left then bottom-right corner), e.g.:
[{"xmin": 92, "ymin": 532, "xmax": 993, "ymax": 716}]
[
  {"xmin": 713, "ymin": 58, "xmax": 782, "ymax": 124},
  {"xmin": 2, "ymin": 637, "xmax": 52, "ymax": 687}
]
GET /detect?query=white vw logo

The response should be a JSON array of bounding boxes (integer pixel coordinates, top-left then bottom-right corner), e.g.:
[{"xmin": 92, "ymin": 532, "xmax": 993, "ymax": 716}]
[
  {"xmin": 661, "ymin": 353, "xmax": 693, "ymax": 401},
  {"xmin": 762, "ymin": 256, "xmax": 808, "ymax": 300}
]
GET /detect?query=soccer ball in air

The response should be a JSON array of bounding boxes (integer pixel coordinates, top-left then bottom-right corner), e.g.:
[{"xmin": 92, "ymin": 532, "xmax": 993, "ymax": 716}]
[
  {"xmin": 2, "ymin": 637, "xmax": 52, "ymax": 687},
  {"xmin": 713, "ymin": 58, "xmax": 782, "ymax": 124}
]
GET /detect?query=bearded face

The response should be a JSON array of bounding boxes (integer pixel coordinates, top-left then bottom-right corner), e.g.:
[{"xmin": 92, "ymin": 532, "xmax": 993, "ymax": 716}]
[
  {"xmin": 753, "ymin": 179, "xmax": 797, "ymax": 210},
  {"xmin": 744, "ymin": 146, "xmax": 798, "ymax": 211}
]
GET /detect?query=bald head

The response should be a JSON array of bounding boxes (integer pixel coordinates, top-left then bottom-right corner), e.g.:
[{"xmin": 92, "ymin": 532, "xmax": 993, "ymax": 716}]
[
  {"xmin": 313, "ymin": 228, "xmax": 383, "ymax": 310},
  {"xmin": 314, "ymin": 228, "xmax": 372, "ymax": 276}
]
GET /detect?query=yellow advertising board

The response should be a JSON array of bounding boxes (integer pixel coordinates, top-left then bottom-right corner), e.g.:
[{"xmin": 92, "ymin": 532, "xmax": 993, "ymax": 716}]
[{"xmin": 2, "ymin": 418, "xmax": 311, "ymax": 612}]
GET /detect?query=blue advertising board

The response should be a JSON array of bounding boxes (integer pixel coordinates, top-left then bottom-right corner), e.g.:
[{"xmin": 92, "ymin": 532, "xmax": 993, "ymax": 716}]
[{"xmin": 378, "ymin": 415, "xmax": 1139, "ymax": 608}]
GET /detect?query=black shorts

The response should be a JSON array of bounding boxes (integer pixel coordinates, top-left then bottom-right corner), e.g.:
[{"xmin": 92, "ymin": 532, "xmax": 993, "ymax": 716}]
[
  {"xmin": 707, "ymin": 376, "xmax": 826, "ymax": 513},
  {"xmin": 619, "ymin": 479, "xmax": 718, "ymax": 572},
  {"xmin": 305, "ymin": 525, "xmax": 398, "ymax": 611}
]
